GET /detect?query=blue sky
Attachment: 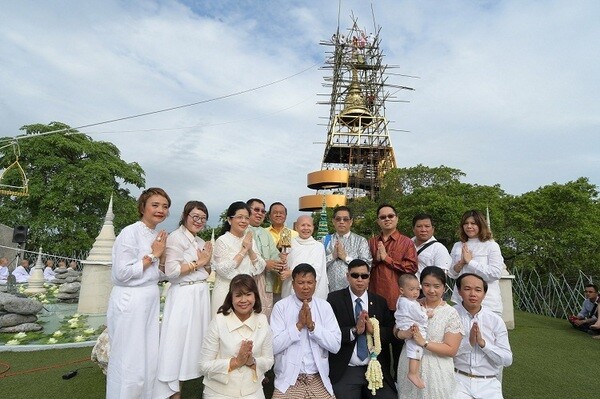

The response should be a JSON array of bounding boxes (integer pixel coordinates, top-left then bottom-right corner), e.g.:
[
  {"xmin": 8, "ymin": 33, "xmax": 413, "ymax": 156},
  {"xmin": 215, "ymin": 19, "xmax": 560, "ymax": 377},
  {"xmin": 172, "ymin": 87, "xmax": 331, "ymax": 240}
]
[{"xmin": 1, "ymin": 0, "xmax": 598, "ymax": 231}]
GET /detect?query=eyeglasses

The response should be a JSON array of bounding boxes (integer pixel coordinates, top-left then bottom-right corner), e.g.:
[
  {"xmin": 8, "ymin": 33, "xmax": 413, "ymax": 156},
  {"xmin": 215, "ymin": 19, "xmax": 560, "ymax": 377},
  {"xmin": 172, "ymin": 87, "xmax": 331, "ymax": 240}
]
[
  {"xmin": 189, "ymin": 214, "xmax": 207, "ymax": 223},
  {"xmin": 230, "ymin": 215, "xmax": 250, "ymax": 221},
  {"xmin": 334, "ymin": 216, "xmax": 351, "ymax": 222},
  {"xmin": 251, "ymin": 207, "xmax": 266, "ymax": 214},
  {"xmin": 349, "ymin": 272, "xmax": 370, "ymax": 280},
  {"xmin": 378, "ymin": 214, "xmax": 396, "ymax": 220}
]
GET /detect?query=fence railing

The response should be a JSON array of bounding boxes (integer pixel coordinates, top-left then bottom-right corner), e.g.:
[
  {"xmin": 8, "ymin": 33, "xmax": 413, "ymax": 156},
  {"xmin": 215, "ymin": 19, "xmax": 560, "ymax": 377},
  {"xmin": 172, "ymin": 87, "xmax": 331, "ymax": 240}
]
[{"xmin": 511, "ymin": 268, "xmax": 597, "ymax": 319}]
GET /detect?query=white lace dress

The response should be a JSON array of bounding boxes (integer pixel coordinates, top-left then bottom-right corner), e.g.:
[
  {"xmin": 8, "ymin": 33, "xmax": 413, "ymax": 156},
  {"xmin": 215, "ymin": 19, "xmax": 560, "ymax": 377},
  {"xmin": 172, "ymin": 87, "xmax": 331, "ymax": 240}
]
[{"xmin": 397, "ymin": 302, "xmax": 464, "ymax": 399}]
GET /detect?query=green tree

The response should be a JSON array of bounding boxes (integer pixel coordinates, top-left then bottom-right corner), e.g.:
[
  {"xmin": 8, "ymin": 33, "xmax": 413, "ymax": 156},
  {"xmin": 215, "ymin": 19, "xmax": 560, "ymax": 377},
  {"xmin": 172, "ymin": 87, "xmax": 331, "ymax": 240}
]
[
  {"xmin": 502, "ymin": 178, "xmax": 600, "ymax": 275},
  {"xmin": 0, "ymin": 122, "xmax": 145, "ymax": 255}
]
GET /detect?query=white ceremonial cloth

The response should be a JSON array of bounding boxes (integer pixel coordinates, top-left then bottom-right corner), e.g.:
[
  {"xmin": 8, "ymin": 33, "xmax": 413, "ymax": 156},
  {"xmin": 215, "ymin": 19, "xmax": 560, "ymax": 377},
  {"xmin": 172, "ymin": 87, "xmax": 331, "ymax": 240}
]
[
  {"xmin": 154, "ymin": 225, "xmax": 211, "ymax": 398},
  {"xmin": 107, "ymin": 221, "xmax": 161, "ymax": 399},
  {"xmin": 212, "ymin": 231, "xmax": 266, "ymax": 315},
  {"xmin": 43, "ymin": 266, "xmax": 56, "ymax": 282},
  {"xmin": 12, "ymin": 265, "xmax": 30, "ymax": 283},
  {"xmin": 283, "ymin": 236, "xmax": 328, "ymax": 300}
]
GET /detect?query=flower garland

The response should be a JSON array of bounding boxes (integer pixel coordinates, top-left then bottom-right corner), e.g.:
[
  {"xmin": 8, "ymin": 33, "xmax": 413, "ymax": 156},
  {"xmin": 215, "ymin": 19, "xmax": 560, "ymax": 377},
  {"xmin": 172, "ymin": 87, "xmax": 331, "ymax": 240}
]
[{"xmin": 365, "ymin": 317, "xmax": 383, "ymax": 395}]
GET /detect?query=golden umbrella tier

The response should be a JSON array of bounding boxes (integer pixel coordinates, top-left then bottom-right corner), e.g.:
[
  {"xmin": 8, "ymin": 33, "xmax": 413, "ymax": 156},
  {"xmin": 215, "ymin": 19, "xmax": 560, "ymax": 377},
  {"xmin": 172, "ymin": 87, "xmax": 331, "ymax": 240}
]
[
  {"xmin": 299, "ymin": 194, "xmax": 347, "ymax": 212},
  {"xmin": 306, "ymin": 169, "xmax": 349, "ymax": 190}
]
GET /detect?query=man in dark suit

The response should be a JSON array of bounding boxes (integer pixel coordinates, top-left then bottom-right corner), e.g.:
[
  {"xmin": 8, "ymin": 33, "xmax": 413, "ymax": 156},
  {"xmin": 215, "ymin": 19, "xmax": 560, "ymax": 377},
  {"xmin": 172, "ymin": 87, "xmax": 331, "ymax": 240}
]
[{"xmin": 327, "ymin": 259, "xmax": 397, "ymax": 399}]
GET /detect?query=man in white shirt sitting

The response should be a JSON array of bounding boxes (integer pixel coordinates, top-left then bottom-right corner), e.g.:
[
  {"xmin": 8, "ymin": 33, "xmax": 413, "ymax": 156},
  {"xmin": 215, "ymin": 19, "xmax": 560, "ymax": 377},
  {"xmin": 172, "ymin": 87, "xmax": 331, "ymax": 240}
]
[
  {"xmin": 270, "ymin": 263, "xmax": 341, "ymax": 398},
  {"xmin": 453, "ymin": 273, "xmax": 513, "ymax": 399}
]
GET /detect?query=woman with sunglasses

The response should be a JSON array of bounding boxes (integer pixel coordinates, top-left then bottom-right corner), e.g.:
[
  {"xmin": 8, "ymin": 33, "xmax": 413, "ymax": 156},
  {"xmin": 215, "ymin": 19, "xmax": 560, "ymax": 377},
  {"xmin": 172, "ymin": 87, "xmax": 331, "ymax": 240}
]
[
  {"xmin": 212, "ymin": 201, "xmax": 266, "ymax": 316},
  {"xmin": 154, "ymin": 201, "xmax": 212, "ymax": 399}
]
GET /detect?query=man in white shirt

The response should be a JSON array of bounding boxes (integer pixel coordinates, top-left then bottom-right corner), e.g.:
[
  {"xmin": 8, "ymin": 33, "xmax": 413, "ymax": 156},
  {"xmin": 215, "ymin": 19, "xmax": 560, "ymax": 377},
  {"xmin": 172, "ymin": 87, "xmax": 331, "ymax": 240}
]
[
  {"xmin": 323, "ymin": 206, "xmax": 372, "ymax": 292},
  {"xmin": 270, "ymin": 263, "xmax": 341, "ymax": 398},
  {"xmin": 412, "ymin": 213, "xmax": 451, "ymax": 279},
  {"xmin": 453, "ymin": 273, "xmax": 512, "ymax": 399}
]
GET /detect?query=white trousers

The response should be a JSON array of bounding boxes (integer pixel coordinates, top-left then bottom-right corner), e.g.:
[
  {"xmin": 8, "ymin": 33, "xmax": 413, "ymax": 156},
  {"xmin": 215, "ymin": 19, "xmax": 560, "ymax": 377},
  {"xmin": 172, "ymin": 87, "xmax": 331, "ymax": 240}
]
[{"xmin": 454, "ymin": 372, "xmax": 503, "ymax": 399}]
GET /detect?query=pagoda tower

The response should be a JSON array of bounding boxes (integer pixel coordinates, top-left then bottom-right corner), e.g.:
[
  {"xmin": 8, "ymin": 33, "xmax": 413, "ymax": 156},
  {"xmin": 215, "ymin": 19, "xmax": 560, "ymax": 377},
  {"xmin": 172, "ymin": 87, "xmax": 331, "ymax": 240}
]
[{"xmin": 299, "ymin": 15, "xmax": 412, "ymax": 211}]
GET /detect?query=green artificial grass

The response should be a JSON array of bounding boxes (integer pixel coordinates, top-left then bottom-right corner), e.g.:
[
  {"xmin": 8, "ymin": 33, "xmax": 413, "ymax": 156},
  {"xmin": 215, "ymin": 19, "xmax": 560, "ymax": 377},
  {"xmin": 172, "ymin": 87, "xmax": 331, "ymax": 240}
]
[
  {"xmin": 0, "ymin": 310, "xmax": 597, "ymax": 398},
  {"xmin": 503, "ymin": 311, "xmax": 598, "ymax": 398}
]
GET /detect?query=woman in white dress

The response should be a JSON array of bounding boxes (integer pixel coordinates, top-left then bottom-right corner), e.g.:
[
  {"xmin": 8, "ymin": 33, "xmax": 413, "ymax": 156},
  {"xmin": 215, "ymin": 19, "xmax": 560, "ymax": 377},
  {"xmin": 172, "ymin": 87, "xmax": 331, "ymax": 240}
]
[
  {"xmin": 447, "ymin": 209, "xmax": 504, "ymax": 315},
  {"xmin": 155, "ymin": 201, "xmax": 213, "ymax": 399},
  {"xmin": 107, "ymin": 187, "xmax": 170, "ymax": 399},
  {"xmin": 200, "ymin": 274, "xmax": 274, "ymax": 398},
  {"xmin": 395, "ymin": 266, "xmax": 464, "ymax": 399},
  {"xmin": 212, "ymin": 202, "xmax": 266, "ymax": 315}
]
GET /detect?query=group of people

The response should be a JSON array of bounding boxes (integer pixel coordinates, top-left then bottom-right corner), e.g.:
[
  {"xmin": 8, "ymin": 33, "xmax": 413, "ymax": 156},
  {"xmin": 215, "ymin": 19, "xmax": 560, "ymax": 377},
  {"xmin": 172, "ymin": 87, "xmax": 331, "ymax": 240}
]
[
  {"xmin": 106, "ymin": 187, "xmax": 513, "ymax": 399},
  {"xmin": 0, "ymin": 256, "xmax": 78, "ymax": 283}
]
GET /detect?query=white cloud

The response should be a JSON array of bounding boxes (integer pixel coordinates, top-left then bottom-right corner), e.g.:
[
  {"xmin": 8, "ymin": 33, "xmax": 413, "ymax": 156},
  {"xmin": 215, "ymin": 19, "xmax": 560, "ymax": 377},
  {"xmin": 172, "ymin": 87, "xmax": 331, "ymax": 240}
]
[{"xmin": 1, "ymin": 0, "xmax": 598, "ymax": 232}]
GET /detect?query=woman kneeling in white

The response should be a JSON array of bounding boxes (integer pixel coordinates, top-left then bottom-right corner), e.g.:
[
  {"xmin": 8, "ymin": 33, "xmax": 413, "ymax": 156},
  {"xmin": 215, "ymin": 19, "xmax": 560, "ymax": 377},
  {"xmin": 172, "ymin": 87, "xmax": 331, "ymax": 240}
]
[{"xmin": 200, "ymin": 274, "xmax": 274, "ymax": 398}]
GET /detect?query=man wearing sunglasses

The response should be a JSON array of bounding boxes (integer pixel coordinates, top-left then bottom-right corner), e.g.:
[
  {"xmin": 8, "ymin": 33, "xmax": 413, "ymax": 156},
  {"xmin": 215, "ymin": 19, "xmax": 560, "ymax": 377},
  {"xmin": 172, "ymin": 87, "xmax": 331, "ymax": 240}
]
[
  {"xmin": 246, "ymin": 198, "xmax": 287, "ymax": 317},
  {"xmin": 323, "ymin": 206, "xmax": 372, "ymax": 292},
  {"xmin": 368, "ymin": 204, "xmax": 418, "ymax": 375},
  {"xmin": 327, "ymin": 259, "xmax": 397, "ymax": 399}
]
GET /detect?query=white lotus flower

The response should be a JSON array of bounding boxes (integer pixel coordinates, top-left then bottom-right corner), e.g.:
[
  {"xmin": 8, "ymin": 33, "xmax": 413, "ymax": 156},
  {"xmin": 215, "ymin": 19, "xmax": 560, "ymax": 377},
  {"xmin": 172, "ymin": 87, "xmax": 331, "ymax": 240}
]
[
  {"xmin": 47, "ymin": 338, "xmax": 58, "ymax": 344},
  {"xmin": 53, "ymin": 330, "xmax": 63, "ymax": 337},
  {"xmin": 6, "ymin": 339, "xmax": 20, "ymax": 345}
]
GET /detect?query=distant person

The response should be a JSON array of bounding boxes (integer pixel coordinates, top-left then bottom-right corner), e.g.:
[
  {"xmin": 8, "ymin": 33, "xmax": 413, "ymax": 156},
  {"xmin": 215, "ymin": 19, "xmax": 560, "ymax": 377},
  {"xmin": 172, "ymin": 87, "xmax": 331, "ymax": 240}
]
[
  {"xmin": 281, "ymin": 215, "xmax": 328, "ymax": 300},
  {"xmin": 246, "ymin": 198, "xmax": 286, "ymax": 317},
  {"xmin": 327, "ymin": 259, "xmax": 397, "ymax": 399},
  {"xmin": 448, "ymin": 210, "xmax": 504, "ymax": 316},
  {"xmin": 13, "ymin": 259, "xmax": 31, "ymax": 283},
  {"xmin": 212, "ymin": 201, "xmax": 266, "ymax": 316},
  {"xmin": 0, "ymin": 257, "xmax": 9, "ymax": 282},
  {"xmin": 590, "ymin": 305, "xmax": 600, "ymax": 337},
  {"xmin": 453, "ymin": 273, "xmax": 513, "ymax": 399},
  {"xmin": 199, "ymin": 274, "xmax": 273, "ymax": 399},
  {"xmin": 106, "ymin": 187, "xmax": 170, "ymax": 399},
  {"xmin": 411, "ymin": 213, "xmax": 451, "ymax": 279},
  {"xmin": 270, "ymin": 263, "xmax": 341, "ymax": 398},
  {"xmin": 395, "ymin": 273, "xmax": 430, "ymax": 389},
  {"xmin": 43, "ymin": 259, "xmax": 56, "ymax": 282},
  {"xmin": 68, "ymin": 260, "xmax": 78, "ymax": 270},
  {"xmin": 323, "ymin": 206, "xmax": 372, "ymax": 291},
  {"xmin": 569, "ymin": 284, "xmax": 599, "ymax": 333},
  {"xmin": 155, "ymin": 201, "xmax": 212, "ymax": 399},
  {"xmin": 57, "ymin": 260, "xmax": 67, "ymax": 269}
]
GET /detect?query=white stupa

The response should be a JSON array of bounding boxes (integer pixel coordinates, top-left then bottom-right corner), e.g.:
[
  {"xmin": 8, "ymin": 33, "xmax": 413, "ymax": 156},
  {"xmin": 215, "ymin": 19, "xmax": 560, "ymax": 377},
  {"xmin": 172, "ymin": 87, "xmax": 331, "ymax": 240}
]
[
  {"xmin": 24, "ymin": 247, "xmax": 46, "ymax": 295},
  {"xmin": 77, "ymin": 195, "xmax": 115, "ymax": 316}
]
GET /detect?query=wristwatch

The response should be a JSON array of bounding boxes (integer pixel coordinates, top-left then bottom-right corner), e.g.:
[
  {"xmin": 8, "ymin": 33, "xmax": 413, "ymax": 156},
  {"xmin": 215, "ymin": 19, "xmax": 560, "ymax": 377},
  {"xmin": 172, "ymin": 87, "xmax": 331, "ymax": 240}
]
[
  {"xmin": 148, "ymin": 254, "xmax": 159, "ymax": 263},
  {"xmin": 423, "ymin": 340, "xmax": 429, "ymax": 348},
  {"xmin": 351, "ymin": 327, "xmax": 358, "ymax": 337}
]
